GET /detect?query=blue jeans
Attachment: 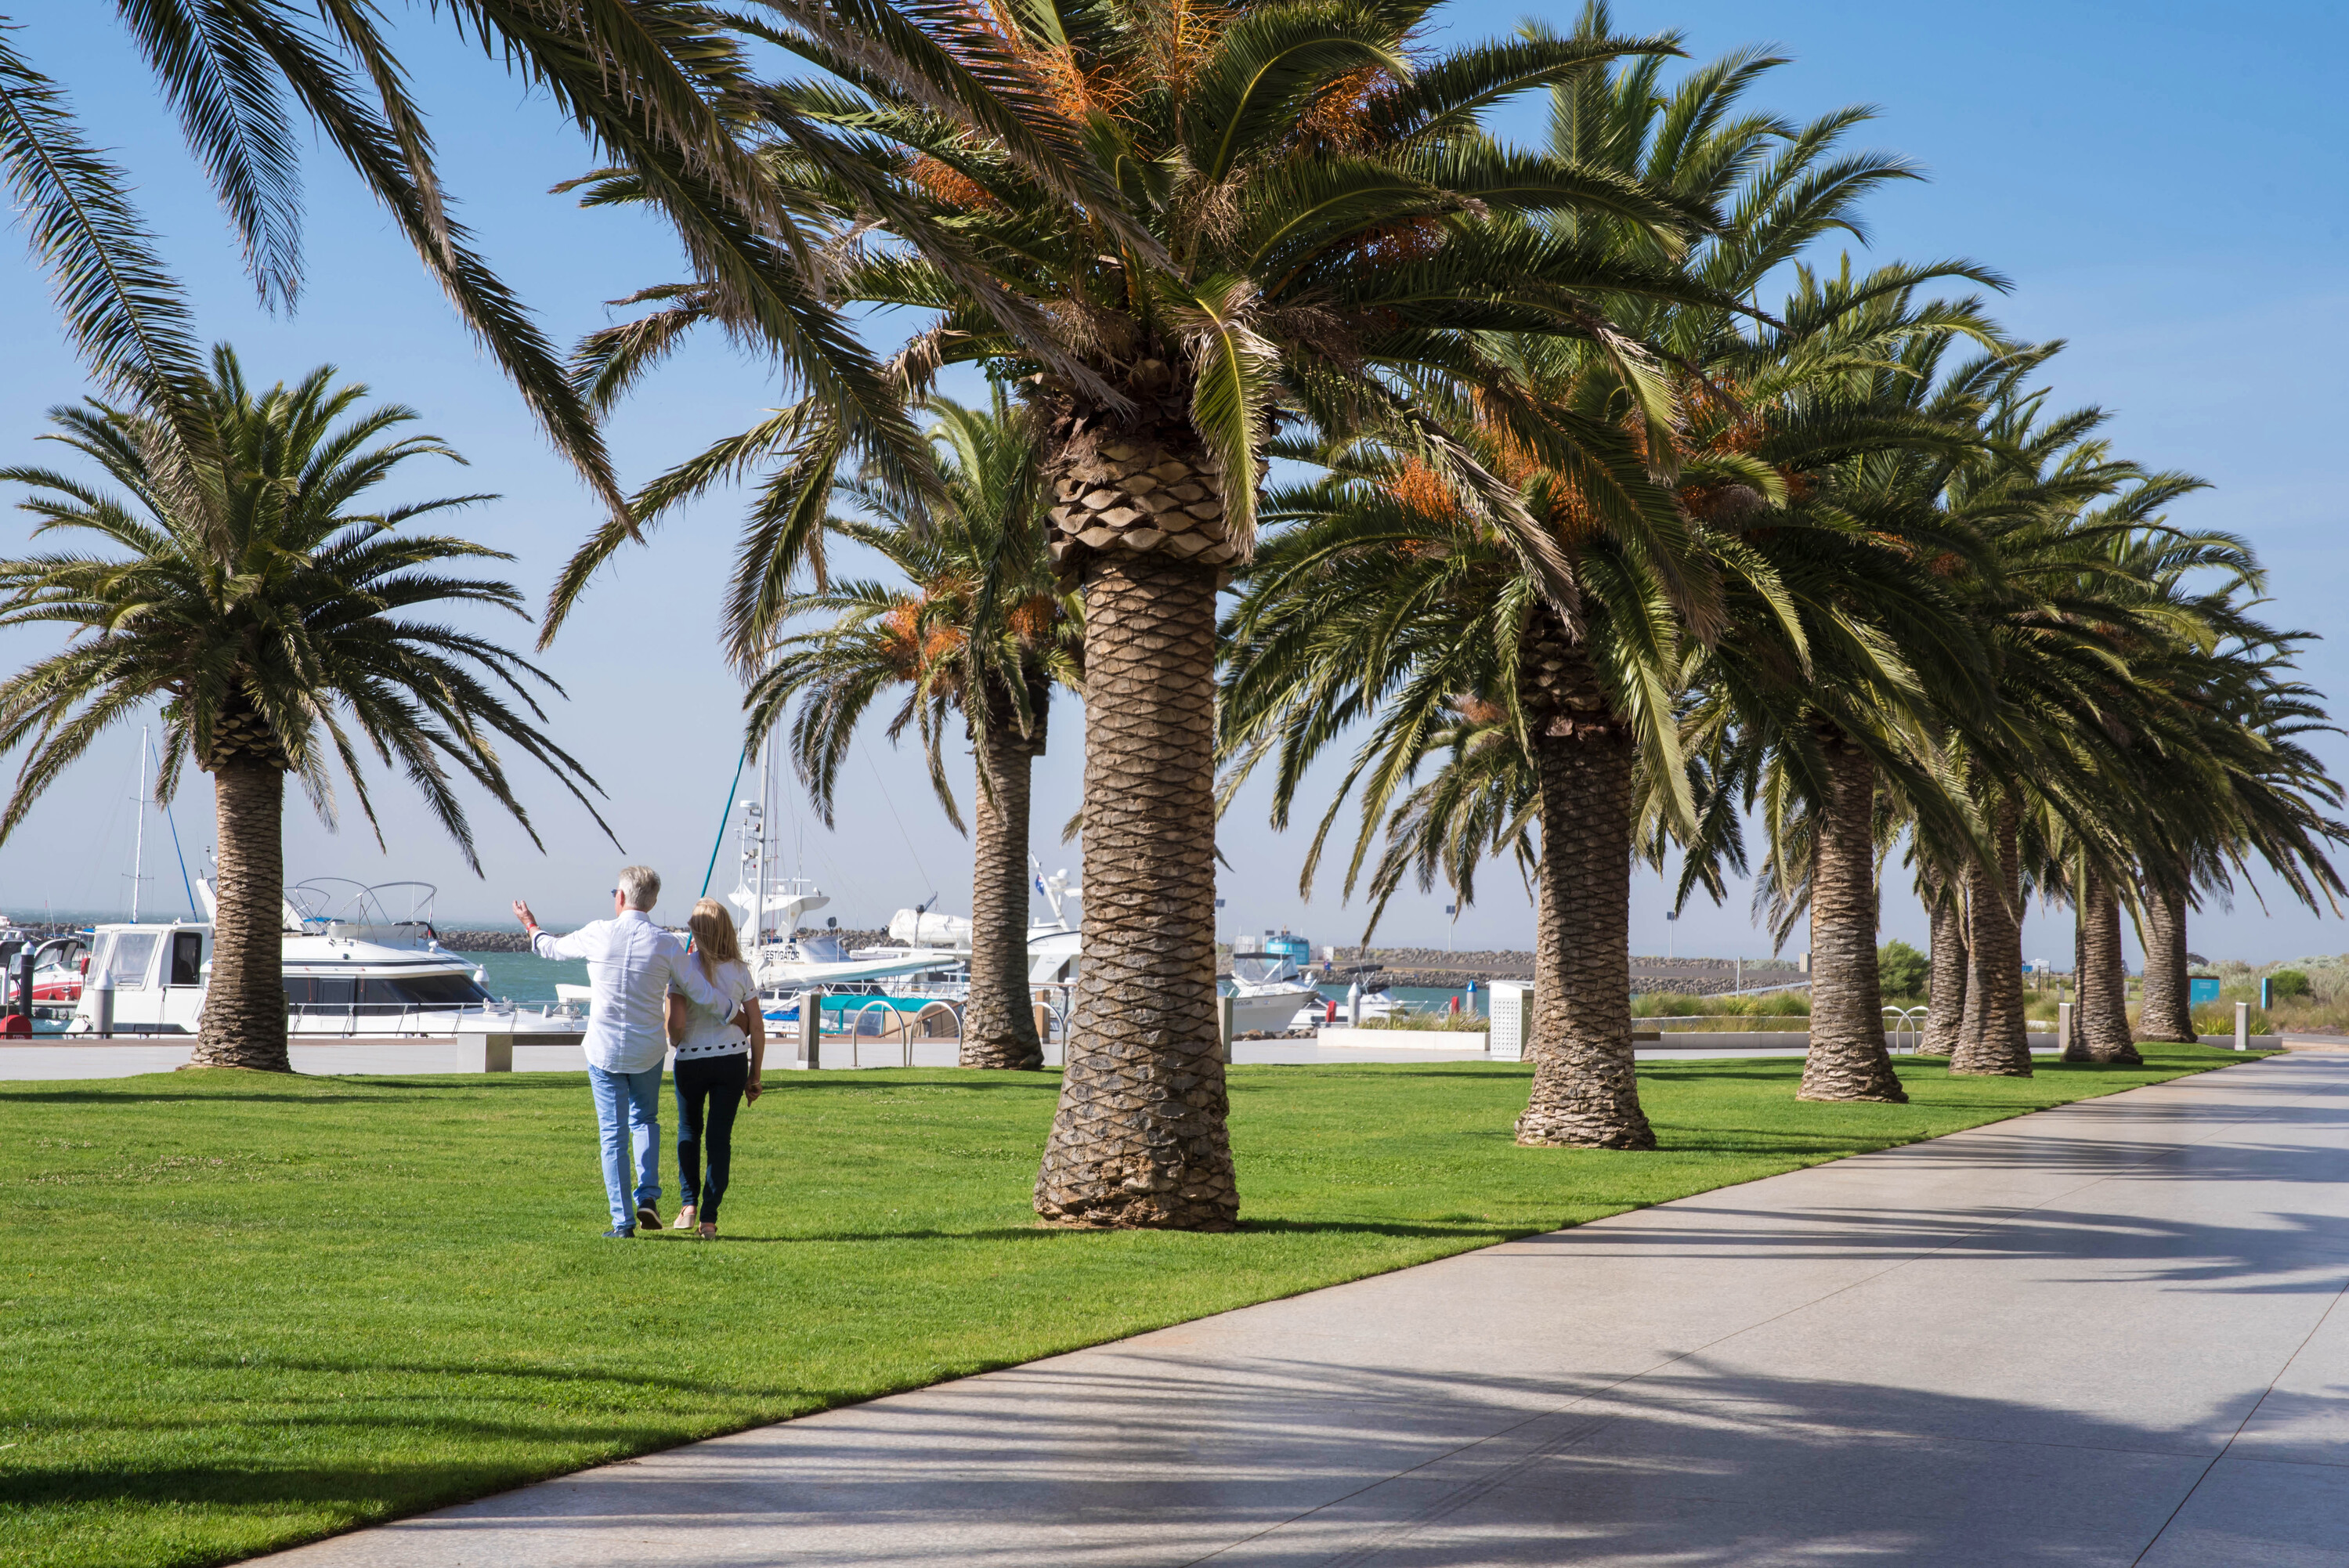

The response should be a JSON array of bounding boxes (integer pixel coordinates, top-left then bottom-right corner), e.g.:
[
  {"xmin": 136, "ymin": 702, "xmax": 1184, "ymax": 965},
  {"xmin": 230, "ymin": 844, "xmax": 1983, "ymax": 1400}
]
[{"xmin": 587, "ymin": 1064, "xmax": 663, "ymax": 1228}]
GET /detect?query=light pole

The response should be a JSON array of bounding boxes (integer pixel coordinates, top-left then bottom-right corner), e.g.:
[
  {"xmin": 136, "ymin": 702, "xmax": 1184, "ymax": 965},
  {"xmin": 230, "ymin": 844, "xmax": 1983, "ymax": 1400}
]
[
  {"xmin": 1444, "ymin": 903, "xmax": 1456, "ymax": 953},
  {"xmin": 1664, "ymin": 911, "xmax": 1677, "ymax": 961}
]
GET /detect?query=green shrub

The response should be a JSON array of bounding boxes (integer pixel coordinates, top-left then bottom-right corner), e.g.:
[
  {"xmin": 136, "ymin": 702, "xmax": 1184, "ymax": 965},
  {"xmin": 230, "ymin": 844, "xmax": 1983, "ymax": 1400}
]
[
  {"xmin": 1632, "ymin": 989, "xmax": 1811, "ymax": 1018},
  {"xmin": 1879, "ymin": 938, "xmax": 1927, "ymax": 999},
  {"xmin": 2269, "ymin": 969, "xmax": 2312, "ymax": 999}
]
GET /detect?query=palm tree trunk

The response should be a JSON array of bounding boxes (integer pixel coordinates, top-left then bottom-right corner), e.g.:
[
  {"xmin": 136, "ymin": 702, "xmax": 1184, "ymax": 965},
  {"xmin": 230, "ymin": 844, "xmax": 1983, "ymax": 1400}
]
[
  {"xmin": 1032, "ymin": 551, "xmax": 1236, "ymax": 1227},
  {"xmin": 1950, "ymin": 793, "xmax": 2033, "ymax": 1075},
  {"xmin": 1957, "ymin": 902, "xmax": 1988, "ymax": 1056},
  {"xmin": 190, "ymin": 757, "xmax": 289, "ymax": 1071},
  {"xmin": 1921, "ymin": 872, "xmax": 1967, "ymax": 1056},
  {"xmin": 1514, "ymin": 623, "xmax": 1654, "ymax": 1150},
  {"xmin": 2072, "ymin": 869, "xmax": 2142, "ymax": 1064},
  {"xmin": 963, "ymin": 685, "xmax": 1044, "ymax": 1071},
  {"xmin": 2138, "ymin": 880, "xmax": 2198, "ymax": 1042},
  {"xmin": 1800, "ymin": 727, "xmax": 1906, "ymax": 1102}
]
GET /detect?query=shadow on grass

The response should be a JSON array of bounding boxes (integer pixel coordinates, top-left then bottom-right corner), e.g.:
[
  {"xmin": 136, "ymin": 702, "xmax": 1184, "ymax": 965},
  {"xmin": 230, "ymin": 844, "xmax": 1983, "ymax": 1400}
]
[
  {"xmin": 0, "ymin": 1082, "xmax": 528, "ymax": 1106},
  {"xmin": 175, "ymin": 1355, "xmax": 803, "ymax": 1399},
  {"xmin": 772, "ymin": 1075, "xmax": 1061, "ymax": 1093}
]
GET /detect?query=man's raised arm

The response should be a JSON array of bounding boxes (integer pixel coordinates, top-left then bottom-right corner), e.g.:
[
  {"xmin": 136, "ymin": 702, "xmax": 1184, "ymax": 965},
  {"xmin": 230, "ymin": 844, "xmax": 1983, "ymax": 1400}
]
[{"xmin": 514, "ymin": 899, "xmax": 597, "ymax": 960}]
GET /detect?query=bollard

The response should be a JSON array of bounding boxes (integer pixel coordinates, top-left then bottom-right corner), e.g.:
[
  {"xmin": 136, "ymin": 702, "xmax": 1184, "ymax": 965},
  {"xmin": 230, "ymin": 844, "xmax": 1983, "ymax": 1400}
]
[
  {"xmin": 797, "ymin": 989, "xmax": 821, "ymax": 1069},
  {"xmin": 1218, "ymin": 993, "xmax": 1235, "ymax": 1064},
  {"xmin": 4, "ymin": 948, "xmax": 30, "ymax": 1038},
  {"xmin": 2057, "ymin": 1001, "xmax": 2073, "ymax": 1059},
  {"xmin": 2235, "ymin": 1000, "xmax": 2249, "ymax": 1053},
  {"xmin": 92, "ymin": 974, "xmax": 115, "ymax": 1038}
]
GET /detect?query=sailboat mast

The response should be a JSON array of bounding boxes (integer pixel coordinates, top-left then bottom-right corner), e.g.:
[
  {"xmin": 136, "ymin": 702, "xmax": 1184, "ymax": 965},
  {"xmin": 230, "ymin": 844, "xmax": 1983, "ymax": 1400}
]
[
  {"xmin": 130, "ymin": 724, "xmax": 148, "ymax": 923},
  {"xmin": 754, "ymin": 731, "xmax": 772, "ymax": 954}
]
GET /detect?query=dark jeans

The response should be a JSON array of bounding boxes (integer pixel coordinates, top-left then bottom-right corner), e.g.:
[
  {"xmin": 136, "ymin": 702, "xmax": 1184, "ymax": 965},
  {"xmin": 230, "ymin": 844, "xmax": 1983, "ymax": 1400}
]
[{"xmin": 673, "ymin": 1052, "xmax": 747, "ymax": 1223}]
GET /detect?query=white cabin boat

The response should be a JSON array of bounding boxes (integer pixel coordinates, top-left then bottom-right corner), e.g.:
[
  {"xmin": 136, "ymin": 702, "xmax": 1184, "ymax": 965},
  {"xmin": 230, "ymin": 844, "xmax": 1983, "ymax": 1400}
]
[
  {"xmin": 1227, "ymin": 930, "xmax": 1323, "ymax": 1035},
  {"xmin": 62, "ymin": 879, "xmax": 579, "ymax": 1037}
]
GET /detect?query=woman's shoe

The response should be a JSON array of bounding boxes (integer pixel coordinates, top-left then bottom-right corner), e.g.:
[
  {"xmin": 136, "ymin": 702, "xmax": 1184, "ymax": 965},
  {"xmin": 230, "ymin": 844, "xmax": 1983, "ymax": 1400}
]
[
  {"xmin": 698, "ymin": 1221, "xmax": 717, "ymax": 1240},
  {"xmin": 673, "ymin": 1205, "xmax": 697, "ymax": 1230}
]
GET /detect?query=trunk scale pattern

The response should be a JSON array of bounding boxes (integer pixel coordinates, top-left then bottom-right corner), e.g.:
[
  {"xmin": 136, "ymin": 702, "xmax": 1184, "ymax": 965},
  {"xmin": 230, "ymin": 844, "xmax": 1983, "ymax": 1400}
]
[
  {"xmin": 1032, "ymin": 538, "xmax": 1237, "ymax": 1228},
  {"xmin": 962, "ymin": 688, "xmax": 1046, "ymax": 1071},
  {"xmin": 1950, "ymin": 795, "xmax": 2033, "ymax": 1076},
  {"xmin": 190, "ymin": 754, "xmax": 290, "ymax": 1071},
  {"xmin": 1921, "ymin": 875, "xmax": 1968, "ymax": 1057},
  {"xmin": 2068, "ymin": 870, "xmax": 2143, "ymax": 1064},
  {"xmin": 2138, "ymin": 881, "xmax": 2199, "ymax": 1043},
  {"xmin": 1514, "ymin": 621, "xmax": 1656, "ymax": 1151},
  {"xmin": 1799, "ymin": 729, "xmax": 1906, "ymax": 1102}
]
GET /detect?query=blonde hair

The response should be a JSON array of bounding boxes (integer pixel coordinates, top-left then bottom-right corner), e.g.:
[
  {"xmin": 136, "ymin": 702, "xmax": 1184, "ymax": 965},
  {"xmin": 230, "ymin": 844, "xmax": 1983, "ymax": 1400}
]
[{"xmin": 687, "ymin": 897, "xmax": 742, "ymax": 980}]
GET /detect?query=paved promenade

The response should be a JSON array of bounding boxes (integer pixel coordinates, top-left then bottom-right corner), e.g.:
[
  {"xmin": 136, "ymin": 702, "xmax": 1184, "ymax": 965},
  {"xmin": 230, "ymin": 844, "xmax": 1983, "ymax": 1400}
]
[{"xmin": 266, "ymin": 1054, "xmax": 2349, "ymax": 1566}]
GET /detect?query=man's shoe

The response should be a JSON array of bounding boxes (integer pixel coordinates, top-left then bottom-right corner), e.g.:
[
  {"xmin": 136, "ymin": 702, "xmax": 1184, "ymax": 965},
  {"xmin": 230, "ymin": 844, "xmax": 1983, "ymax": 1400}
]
[
  {"xmin": 602, "ymin": 1226, "xmax": 635, "ymax": 1238},
  {"xmin": 635, "ymin": 1204, "xmax": 663, "ymax": 1232}
]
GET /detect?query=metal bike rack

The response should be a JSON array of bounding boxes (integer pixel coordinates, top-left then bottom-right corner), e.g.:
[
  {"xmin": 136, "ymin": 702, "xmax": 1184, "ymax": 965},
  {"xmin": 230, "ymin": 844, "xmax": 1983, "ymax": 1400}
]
[
  {"xmin": 1881, "ymin": 1005, "xmax": 1928, "ymax": 1053},
  {"xmin": 912, "ymin": 1001, "xmax": 963, "ymax": 1066}
]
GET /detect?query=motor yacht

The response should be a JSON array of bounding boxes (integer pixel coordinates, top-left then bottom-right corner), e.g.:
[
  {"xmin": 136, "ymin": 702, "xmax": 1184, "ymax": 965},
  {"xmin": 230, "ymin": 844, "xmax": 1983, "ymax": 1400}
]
[
  {"xmin": 60, "ymin": 878, "xmax": 580, "ymax": 1036},
  {"xmin": 1226, "ymin": 930, "xmax": 1324, "ymax": 1035}
]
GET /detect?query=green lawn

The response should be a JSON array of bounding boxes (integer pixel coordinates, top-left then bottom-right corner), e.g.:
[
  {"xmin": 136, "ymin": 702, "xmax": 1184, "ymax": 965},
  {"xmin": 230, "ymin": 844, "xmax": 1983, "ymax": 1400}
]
[{"xmin": 2, "ymin": 1046, "xmax": 2257, "ymax": 1567}]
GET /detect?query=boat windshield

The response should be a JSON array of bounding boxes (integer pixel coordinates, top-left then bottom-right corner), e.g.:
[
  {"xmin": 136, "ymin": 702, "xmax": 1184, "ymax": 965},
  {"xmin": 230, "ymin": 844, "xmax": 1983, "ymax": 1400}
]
[
  {"xmin": 100, "ymin": 932, "xmax": 159, "ymax": 990},
  {"xmin": 1231, "ymin": 955, "xmax": 1296, "ymax": 987},
  {"xmin": 284, "ymin": 973, "xmax": 491, "ymax": 1008}
]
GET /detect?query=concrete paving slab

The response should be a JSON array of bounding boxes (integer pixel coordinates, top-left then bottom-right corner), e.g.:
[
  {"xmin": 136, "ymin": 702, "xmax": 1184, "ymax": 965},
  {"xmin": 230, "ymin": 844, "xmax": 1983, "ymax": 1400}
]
[
  {"xmin": 2135, "ymin": 1454, "xmax": 2349, "ymax": 1567},
  {"xmin": 260, "ymin": 1055, "xmax": 2349, "ymax": 1568}
]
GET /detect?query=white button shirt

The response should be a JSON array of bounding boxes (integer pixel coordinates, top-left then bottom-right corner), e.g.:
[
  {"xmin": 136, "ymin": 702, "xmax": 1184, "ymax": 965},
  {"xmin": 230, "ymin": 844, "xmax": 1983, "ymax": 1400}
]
[{"xmin": 530, "ymin": 910, "xmax": 732, "ymax": 1073}]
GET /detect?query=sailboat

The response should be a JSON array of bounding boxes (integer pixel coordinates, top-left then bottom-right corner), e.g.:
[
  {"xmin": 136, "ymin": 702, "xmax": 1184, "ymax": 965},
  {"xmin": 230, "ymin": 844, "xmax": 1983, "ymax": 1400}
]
[{"xmin": 725, "ymin": 740, "xmax": 953, "ymax": 993}]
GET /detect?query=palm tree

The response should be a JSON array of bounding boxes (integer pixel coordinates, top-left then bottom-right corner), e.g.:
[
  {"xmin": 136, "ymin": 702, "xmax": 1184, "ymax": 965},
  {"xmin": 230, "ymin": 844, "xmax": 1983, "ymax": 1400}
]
[
  {"xmin": 2073, "ymin": 869, "xmax": 2142, "ymax": 1063},
  {"xmin": 1225, "ymin": 31, "xmax": 2000, "ymax": 1136},
  {"xmin": 744, "ymin": 392, "xmax": 1080, "ymax": 1071},
  {"xmin": 2123, "ymin": 616, "xmax": 2347, "ymax": 1044},
  {"xmin": 1686, "ymin": 273, "xmax": 2007, "ymax": 1104},
  {"xmin": 570, "ymin": 5, "xmax": 1721, "ymax": 1219},
  {"xmin": 1938, "ymin": 442, "xmax": 2235, "ymax": 1076},
  {"xmin": 1917, "ymin": 868, "xmax": 1968, "ymax": 1054},
  {"xmin": 0, "ymin": 345, "xmax": 606, "ymax": 1071}
]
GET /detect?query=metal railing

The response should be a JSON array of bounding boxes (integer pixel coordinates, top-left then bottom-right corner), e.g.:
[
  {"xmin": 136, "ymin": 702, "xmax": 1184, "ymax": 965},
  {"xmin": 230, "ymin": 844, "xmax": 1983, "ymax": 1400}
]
[
  {"xmin": 1033, "ymin": 983, "xmax": 1075, "ymax": 1064},
  {"xmin": 283, "ymin": 1000, "xmax": 573, "ymax": 1039},
  {"xmin": 1882, "ymin": 1005, "xmax": 1928, "ymax": 1053},
  {"xmin": 834, "ymin": 996, "xmax": 966, "ymax": 1067}
]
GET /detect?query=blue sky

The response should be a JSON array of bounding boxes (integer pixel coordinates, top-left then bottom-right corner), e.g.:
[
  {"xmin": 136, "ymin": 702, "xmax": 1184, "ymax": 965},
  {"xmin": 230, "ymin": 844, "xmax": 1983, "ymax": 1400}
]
[{"xmin": 2, "ymin": 2, "xmax": 2344, "ymax": 968}]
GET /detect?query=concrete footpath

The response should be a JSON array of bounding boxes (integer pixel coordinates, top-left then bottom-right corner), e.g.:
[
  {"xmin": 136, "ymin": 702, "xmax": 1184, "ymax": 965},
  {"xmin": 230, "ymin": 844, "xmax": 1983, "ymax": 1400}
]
[{"xmin": 266, "ymin": 1054, "xmax": 2349, "ymax": 1567}]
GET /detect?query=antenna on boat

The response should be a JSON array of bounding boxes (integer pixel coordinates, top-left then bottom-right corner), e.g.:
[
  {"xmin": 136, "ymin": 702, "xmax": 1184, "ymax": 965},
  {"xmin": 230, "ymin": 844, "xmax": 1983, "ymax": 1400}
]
[
  {"xmin": 147, "ymin": 730, "xmax": 197, "ymax": 914},
  {"xmin": 125, "ymin": 725, "xmax": 153, "ymax": 922}
]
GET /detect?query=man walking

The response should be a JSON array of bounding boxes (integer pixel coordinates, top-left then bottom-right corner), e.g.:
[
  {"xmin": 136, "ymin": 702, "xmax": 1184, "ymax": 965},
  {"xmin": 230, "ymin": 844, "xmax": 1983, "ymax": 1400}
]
[{"xmin": 515, "ymin": 866, "xmax": 739, "ymax": 1237}]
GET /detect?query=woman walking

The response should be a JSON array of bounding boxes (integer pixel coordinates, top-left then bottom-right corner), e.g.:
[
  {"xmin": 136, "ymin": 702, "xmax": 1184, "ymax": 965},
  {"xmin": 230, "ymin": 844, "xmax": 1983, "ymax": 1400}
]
[{"xmin": 667, "ymin": 898, "xmax": 764, "ymax": 1238}]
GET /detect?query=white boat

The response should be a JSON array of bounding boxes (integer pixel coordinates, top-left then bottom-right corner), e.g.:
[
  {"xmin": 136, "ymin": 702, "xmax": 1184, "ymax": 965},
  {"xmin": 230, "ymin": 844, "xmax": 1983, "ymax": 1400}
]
[
  {"xmin": 60, "ymin": 878, "xmax": 579, "ymax": 1037},
  {"xmin": 848, "ymin": 864, "xmax": 1084, "ymax": 988},
  {"xmin": 1227, "ymin": 930, "xmax": 1323, "ymax": 1035},
  {"xmin": 714, "ymin": 744, "xmax": 970, "ymax": 994}
]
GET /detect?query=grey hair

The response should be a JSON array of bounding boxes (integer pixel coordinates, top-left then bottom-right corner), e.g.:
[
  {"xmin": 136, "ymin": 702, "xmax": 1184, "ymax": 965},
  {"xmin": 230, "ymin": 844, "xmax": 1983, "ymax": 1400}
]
[{"xmin": 616, "ymin": 865, "xmax": 661, "ymax": 912}]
